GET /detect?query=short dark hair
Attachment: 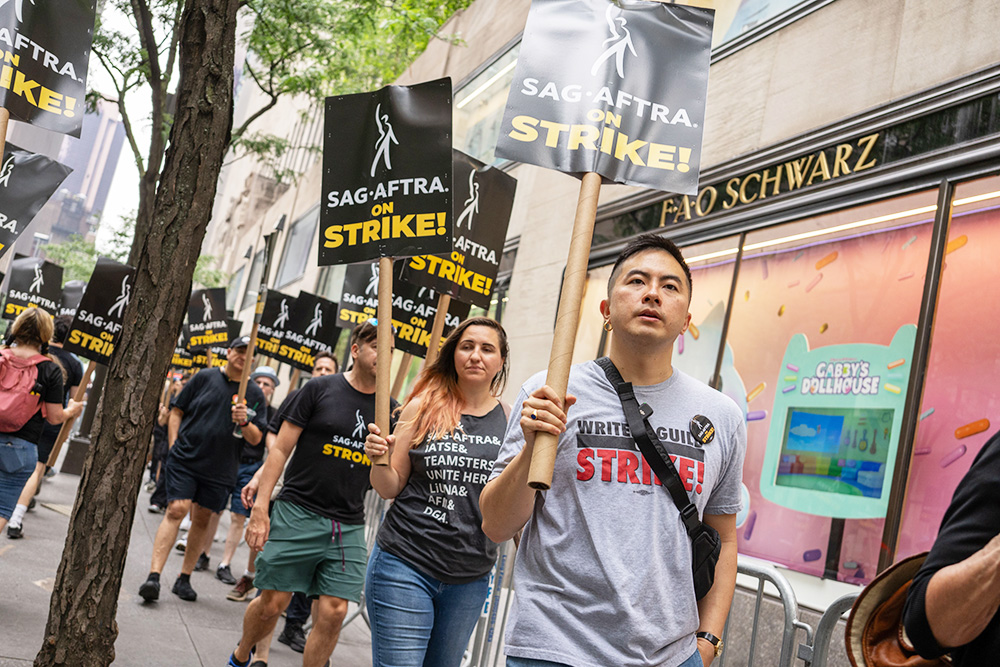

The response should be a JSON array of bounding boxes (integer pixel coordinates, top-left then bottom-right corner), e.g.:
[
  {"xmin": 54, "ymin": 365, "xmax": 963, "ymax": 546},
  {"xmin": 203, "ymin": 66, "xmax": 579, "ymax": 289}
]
[
  {"xmin": 314, "ymin": 350, "xmax": 338, "ymax": 372},
  {"xmin": 608, "ymin": 233, "xmax": 692, "ymax": 299},
  {"xmin": 350, "ymin": 320, "xmax": 378, "ymax": 349},
  {"xmin": 52, "ymin": 314, "xmax": 73, "ymax": 344}
]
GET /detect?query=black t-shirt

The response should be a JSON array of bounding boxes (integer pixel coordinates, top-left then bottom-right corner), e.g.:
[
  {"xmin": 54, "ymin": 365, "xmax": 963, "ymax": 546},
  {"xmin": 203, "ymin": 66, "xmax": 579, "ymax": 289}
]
[
  {"xmin": 268, "ymin": 390, "xmax": 299, "ymax": 434},
  {"xmin": 3, "ymin": 358, "xmax": 64, "ymax": 443},
  {"xmin": 240, "ymin": 404, "xmax": 274, "ymax": 460},
  {"xmin": 377, "ymin": 402, "xmax": 506, "ymax": 584},
  {"xmin": 277, "ymin": 373, "xmax": 398, "ymax": 524},
  {"xmin": 170, "ymin": 367, "xmax": 268, "ymax": 487},
  {"xmin": 37, "ymin": 347, "xmax": 84, "ymax": 447}
]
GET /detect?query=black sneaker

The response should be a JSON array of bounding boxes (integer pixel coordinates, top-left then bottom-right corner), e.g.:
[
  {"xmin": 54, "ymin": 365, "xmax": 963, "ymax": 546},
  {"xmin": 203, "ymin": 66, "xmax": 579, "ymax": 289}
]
[
  {"xmin": 172, "ymin": 576, "xmax": 198, "ymax": 601},
  {"xmin": 28, "ymin": 497, "xmax": 35, "ymax": 510},
  {"xmin": 7, "ymin": 524, "xmax": 23, "ymax": 539},
  {"xmin": 216, "ymin": 564, "xmax": 237, "ymax": 585},
  {"xmin": 138, "ymin": 577, "xmax": 160, "ymax": 602},
  {"xmin": 278, "ymin": 623, "xmax": 306, "ymax": 653},
  {"xmin": 249, "ymin": 662, "xmax": 267, "ymax": 667},
  {"xmin": 194, "ymin": 552, "xmax": 210, "ymax": 571}
]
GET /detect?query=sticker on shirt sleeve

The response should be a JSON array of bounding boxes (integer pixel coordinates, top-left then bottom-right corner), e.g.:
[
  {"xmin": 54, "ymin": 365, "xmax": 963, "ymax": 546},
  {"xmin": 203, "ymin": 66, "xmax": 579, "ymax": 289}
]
[{"xmin": 689, "ymin": 415, "xmax": 715, "ymax": 446}]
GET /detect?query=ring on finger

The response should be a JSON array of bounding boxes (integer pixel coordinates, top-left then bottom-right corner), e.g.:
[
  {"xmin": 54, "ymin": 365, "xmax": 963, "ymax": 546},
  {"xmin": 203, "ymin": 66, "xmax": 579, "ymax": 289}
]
[{"xmin": 530, "ymin": 409, "xmax": 538, "ymax": 420}]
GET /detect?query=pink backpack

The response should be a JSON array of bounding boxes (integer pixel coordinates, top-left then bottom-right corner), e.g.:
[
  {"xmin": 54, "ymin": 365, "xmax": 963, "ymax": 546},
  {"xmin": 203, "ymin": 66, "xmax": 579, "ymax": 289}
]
[{"xmin": 0, "ymin": 348, "xmax": 50, "ymax": 432}]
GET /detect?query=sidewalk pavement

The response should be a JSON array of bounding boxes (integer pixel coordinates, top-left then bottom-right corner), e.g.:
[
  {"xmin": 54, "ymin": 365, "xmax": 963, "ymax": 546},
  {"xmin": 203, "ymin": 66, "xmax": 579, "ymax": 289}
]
[{"xmin": 0, "ymin": 470, "xmax": 373, "ymax": 667}]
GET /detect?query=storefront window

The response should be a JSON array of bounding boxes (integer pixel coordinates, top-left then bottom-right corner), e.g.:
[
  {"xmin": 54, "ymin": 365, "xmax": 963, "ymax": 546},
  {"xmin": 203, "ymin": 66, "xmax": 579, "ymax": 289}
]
[
  {"xmin": 454, "ymin": 45, "xmax": 519, "ymax": 165},
  {"xmin": 274, "ymin": 205, "xmax": 319, "ymax": 289},
  {"xmin": 241, "ymin": 250, "xmax": 265, "ymax": 312},
  {"xmin": 896, "ymin": 175, "xmax": 1000, "ymax": 560},
  {"xmin": 723, "ymin": 190, "xmax": 937, "ymax": 583}
]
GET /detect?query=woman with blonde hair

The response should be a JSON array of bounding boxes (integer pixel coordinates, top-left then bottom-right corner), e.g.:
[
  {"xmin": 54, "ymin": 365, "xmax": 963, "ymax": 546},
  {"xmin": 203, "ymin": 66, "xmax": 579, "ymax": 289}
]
[
  {"xmin": 364, "ymin": 316, "xmax": 511, "ymax": 667},
  {"xmin": 0, "ymin": 308, "xmax": 82, "ymax": 533}
]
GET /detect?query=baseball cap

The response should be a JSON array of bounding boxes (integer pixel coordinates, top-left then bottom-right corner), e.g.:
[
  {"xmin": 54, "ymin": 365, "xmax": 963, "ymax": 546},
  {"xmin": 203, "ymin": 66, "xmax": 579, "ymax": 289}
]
[
  {"xmin": 229, "ymin": 335, "xmax": 251, "ymax": 349},
  {"xmin": 250, "ymin": 366, "xmax": 280, "ymax": 387}
]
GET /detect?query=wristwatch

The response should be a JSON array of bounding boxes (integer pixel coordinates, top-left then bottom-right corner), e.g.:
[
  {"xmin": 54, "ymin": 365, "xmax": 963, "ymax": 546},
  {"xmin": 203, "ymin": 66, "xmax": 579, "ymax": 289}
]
[{"xmin": 696, "ymin": 632, "xmax": 724, "ymax": 658}]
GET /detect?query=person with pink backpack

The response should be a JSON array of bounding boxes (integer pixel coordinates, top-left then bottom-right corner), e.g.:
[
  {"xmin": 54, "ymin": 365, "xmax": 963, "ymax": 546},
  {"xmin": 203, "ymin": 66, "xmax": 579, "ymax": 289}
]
[{"xmin": 0, "ymin": 308, "xmax": 83, "ymax": 534}]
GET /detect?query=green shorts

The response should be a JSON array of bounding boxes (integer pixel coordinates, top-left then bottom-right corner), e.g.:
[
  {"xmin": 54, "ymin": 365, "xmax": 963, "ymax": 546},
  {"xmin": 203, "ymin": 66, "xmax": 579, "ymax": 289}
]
[{"xmin": 253, "ymin": 500, "xmax": 367, "ymax": 601}]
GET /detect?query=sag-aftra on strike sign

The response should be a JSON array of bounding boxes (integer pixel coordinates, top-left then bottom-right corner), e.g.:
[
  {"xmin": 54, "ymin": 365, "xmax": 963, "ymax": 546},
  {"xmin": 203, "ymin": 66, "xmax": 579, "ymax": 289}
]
[
  {"xmin": 496, "ymin": 0, "xmax": 713, "ymax": 195},
  {"xmin": 320, "ymin": 78, "xmax": 453, "ymax": 264}
]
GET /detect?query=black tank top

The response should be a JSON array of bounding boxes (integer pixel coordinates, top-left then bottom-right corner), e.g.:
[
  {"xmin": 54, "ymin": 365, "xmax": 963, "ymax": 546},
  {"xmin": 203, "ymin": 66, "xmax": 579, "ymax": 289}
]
[{"xmin": 377, "ymin": 402, "xmax": 506, "ymax": 584}]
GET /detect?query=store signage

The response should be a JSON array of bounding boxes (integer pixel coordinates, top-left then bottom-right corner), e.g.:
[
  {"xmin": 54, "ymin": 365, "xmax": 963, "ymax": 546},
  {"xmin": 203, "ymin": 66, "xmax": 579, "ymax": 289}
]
[
  {"xmin": 496, "ymin": 0, "xmax": 713, "ymax": 195},
  {"xmin": 320, "ymin": 78, "xmax": 453, "ymax": 264},
  {"xmin": 62, "ymin": 256, "xmax": 135, "ymax": 364},
  {"xmin": 759, "ymin": 325, "xmax": 915, "ymax": 520},
  {"xmin": 399, "ymin": 150, "xmax": 516, "ymax": 309},
  {"xmin": 0, "ymin": 0, "xmax": 98, "ymax": 136},
  {"xmin": 2, "ymin": 256, "xmax": 62, "ymax": 319},
  {"xmin": 337, "ymin": 262, "xmax": 470, "ymax": 357},
  {"xmin": 662, "ymin": 133, "xmax": 881, "ymax": 226},
  {"xmin": 0, "ymin": 143, "xmax": 73, "ymax": 259}
]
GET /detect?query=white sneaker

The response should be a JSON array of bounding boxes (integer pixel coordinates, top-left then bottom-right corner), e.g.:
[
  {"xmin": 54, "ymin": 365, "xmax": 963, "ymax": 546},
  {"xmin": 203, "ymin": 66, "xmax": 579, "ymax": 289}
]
[
  {"xmin": 174, "ymin": 536, "xmax": 187, "ymax": 552},
  {"xmin": 180, "ymin": 515, "xmax": 192, "ymax": 531}
]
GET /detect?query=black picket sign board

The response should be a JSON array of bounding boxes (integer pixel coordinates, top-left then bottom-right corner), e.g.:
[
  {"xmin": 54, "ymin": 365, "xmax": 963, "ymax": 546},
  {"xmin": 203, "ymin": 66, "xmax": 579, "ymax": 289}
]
[
  {"xmin": 61, "ymin": 256, "xmax": 136, "ymax": 364},
  {"xmin": 337, "ymin": 262, "xmax": 471, "ymax": 358},
  {"xmin": 0, "ymin": 0, "xmax": 97, "ymax": 136},
  {"xmin": 208, "ymin": 319, "xmax": 243, "ymax": 365},
  {"xmin": 495, "ymin": 0, "xmax": 713, "ymax": 195},
  {"xmin": 275, "ymin": 291, "xmax": 342, "ymax": 372},
  {"xmin": 0, "ymin": 143, "xmax": 73, "ymax": 260},
  {"xmin": 186, "ymin": 288, "xmax": 229, "ymax": 349},
  {"xmin": 320, "ymin": 78, "xmax": 453, "ymax": 264},
  {"xmin": 171, "ymin": 346, "xmax": 195, "ymax": 370},
  {"xmin": 399, "ymin": 150, "xmax": 516, "ymax": 309},
  {"xmin": 2, "ymin": 256, "xmax": 62, "ymax": 320},
  {"xmin": 256, "ymin": 290, "xmax": 294, "ymax": 361},
  {"xmin": 58, "ymin": 280, "xmax": 86, "ymax": 317}
]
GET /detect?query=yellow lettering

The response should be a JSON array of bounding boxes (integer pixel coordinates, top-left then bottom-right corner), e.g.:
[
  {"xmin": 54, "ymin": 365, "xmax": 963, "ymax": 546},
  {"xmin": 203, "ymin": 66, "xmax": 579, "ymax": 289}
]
[
  {"xmin": 806, "ymin": 152, "xmax": 832, "ymax": 186},
  {"xmin": 833, "ymin": 143, "xmax": 853, "ymax": 177},
  {"xmin": 646, "ymin": 142, "xmax": 676, "ymax": 170},
  {"xmin": 324, "ymin": 225, "xmax": 344, "ymax": 248},
  {"xmin": 509, "ymin": 115, "xmax": 539, "ymax": 142},
  {"xmin": 760, "ymin": 167, "xmax": 782, "ymax": 199},
  {"xmin": 854, "ymin": 133, "xmax": 879, "ymax": 172},
  {"xmin": 538, "ymin": 120, "xmax": 569, "ymax": 147},
  {"xmin": 722, "ymin": 178, "xmax": 740, "ymax": 210},
  {"xmin": 614, "ymin": 133, "xmax": 646, "ymax": 166},
  {"xmin": 739, "ymin": 173, "xmax": 760, "ymax": 204},
  {"xmin": 568, "ymin": 124, "xmax": 599, "ymax": 150}
]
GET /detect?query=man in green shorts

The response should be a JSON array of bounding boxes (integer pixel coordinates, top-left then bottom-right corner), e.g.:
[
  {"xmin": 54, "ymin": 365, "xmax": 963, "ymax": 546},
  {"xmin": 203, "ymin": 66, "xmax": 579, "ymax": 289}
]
[{"xmin": 228, "ymin": 321, "xmax": 397, "ymax": 667}]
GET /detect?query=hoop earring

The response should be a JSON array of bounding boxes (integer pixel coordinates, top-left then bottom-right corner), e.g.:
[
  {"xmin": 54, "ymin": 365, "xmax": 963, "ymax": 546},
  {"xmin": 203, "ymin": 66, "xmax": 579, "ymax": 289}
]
[{"xmin": 603, "ymin": 320, "xmax": 613, "ymax": 332}]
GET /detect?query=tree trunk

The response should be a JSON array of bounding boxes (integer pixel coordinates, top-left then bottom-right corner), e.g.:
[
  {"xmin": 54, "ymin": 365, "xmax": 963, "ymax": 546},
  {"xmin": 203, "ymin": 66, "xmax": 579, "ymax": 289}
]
[{"xmin": 34, "ymin": 0, "xmax": 240, "ymax": 664}]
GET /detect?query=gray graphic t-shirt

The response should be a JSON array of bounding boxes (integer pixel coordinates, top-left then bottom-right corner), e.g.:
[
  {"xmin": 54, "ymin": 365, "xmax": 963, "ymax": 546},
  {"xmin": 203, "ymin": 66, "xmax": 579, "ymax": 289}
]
[{"xmin": 490, "ymin": 361, "xmax": 746, "ymax": 667}]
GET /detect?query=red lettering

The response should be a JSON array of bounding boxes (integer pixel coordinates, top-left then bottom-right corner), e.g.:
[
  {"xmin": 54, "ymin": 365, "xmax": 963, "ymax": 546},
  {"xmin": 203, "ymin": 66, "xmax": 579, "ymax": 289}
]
[
  {"xmin": 678, "ymin": 457, "xmax": 695, "ymax": 492},
  {"xmin": 596, "ymin": 449, "xmax": 617, "ymax": 482},
  {"xmin": 641, "ymin": 456, "xmax": 661, "ymax": 486},
  {"xmin": 618, "ymin": 451, "xmax": 640, "ymax": 484},
  {"xmin": 577, "ymin": 448, "xmax": 595, "ymax": 481}
]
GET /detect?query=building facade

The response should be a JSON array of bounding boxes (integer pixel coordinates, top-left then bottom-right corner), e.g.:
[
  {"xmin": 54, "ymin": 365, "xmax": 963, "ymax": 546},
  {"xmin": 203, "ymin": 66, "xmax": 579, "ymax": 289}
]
[{"xmin": 205, "ymin": 0, "xmax": 1000, "ymax": 627}]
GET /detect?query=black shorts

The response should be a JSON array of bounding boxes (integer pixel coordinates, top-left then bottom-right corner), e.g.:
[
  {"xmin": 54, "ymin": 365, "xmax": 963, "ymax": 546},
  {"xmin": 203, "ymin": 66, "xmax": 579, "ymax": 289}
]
[
  {"xmin": 164, "ymin": 454, "xmax": 230, "ymax": 513},
  {"xmin": 35, "ymin": 424, "xmax": 60, "ymax": 464}
]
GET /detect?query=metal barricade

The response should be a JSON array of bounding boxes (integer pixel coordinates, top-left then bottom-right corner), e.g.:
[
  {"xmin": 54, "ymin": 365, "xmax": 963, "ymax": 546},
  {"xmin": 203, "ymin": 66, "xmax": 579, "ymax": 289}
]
[
  {"xmin": 797, "ymin": 593, "xmax": 858, "ymax": 667},
  {"xmin": 720, "ymin": 558, "xmax": 814, "ymax": 667},
  {"xmin": 463, "ymin": 540, "xmax": 517, "ymax": 667}
]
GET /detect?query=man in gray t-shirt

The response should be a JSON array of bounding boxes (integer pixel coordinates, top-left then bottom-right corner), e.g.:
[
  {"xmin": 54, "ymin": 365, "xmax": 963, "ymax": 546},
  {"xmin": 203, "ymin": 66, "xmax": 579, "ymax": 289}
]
[{"xmin": 482, "ymin": 234, "xmax": 746, "ymax": 667}]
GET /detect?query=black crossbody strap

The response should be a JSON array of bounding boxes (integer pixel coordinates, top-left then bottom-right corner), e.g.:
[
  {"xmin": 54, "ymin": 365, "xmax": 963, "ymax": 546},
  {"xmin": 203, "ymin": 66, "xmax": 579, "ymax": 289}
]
[{"xmin": 596, "ymin": 357, "xmax": 702, "ymax": 537}]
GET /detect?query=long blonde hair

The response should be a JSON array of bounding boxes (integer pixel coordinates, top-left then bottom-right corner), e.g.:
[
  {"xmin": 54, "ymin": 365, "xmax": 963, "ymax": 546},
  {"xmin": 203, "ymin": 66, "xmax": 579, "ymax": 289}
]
[{"xmin": 397, "ymin": 317, "xmax": 508, "ymax": 447}]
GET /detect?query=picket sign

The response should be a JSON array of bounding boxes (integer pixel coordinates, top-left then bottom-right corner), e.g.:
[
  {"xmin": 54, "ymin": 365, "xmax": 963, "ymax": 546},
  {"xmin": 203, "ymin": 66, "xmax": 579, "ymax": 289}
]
[
  {"xmin": 237, "ymin": 233, "xmax": 280, "ymax": 406},
  {"xmin": 372, "ymin": 256, "xmax": 395, "ymax": 466},
  {"xmin": 0, "ymin": 108, "xmax": 8, "ymax": 167},
  {"xmin": 423, "ymin": 294, "xmax": 451, "ymax": 367},
  {"xmin": 46, "ymin": 360, "xmax": 98, "ymax": 468}
]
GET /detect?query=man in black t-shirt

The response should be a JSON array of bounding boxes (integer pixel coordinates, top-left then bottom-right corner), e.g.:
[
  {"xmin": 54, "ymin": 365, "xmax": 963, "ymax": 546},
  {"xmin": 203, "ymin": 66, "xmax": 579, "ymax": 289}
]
[
  {"xmin": 138, "ymin": 336, "xmax": 268, "ymax": 604},
  {"xmin": 228, "ymin": 322, "xmax": 394, "ymax": 667},
  {"xmin": 7, "ymin": 315, "xmax": 83, "ymax": 539}
]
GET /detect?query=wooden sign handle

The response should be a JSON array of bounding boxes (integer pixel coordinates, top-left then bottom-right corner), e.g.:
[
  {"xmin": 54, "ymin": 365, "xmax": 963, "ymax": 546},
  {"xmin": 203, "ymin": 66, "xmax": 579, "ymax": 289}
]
[
  {"xmin": 46, "ymin": 360, "xmax": 97, "ymax": 468},
  {"xmin": 373, "ymin": 256, "xmax": 394, "ymax": 466},
  {"xmin": 424, "ymin": 293, "xmax": 451, "ymax": 367},
  {"xmin": 289, "ymin": 368, "xmax": 301, "ymax": 389},
  {"xmin": 527, "ymin": 172, "xmax": 602, "ymax": 490},
  {"xmin": 0, "ymin": 107, "xmax": 9, "ymax": 162},
  {"xmin": 391, "ymin": 352, "xmax": 413, "ymax": 400}
]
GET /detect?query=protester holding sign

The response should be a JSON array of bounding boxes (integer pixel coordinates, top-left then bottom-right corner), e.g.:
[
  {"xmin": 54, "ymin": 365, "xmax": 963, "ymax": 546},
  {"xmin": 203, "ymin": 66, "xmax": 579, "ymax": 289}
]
[
  {"xmin": 0, "ymin": 308, "xmax": 82, "ymax": 534},
  {"xmin": 7, "ymin": 314, "xmax": 82, "ymax": 539},
  {"xmin": 363, "ymin": 317, "xmax": 510, "ymax": 667},
  {"xmin": 481, "ymin": 236, "xmax": 746, "ymax": 667},
  {"xmin": 229, "ymin": 321, "xmax": 396, "ymax": 667},
  {"xmin": 137, "ymin": 336, "xmax": 267, "ymax": 604},
  {"xmin": 148, "ymin": 373, "xmax": 190, "ymax": 514}
]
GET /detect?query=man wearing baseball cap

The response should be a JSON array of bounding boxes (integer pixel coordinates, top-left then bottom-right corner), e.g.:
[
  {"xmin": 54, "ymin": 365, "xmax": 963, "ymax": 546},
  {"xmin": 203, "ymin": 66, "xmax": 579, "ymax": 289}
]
[{"xmin": 138, "ymin": 335, "xmax": 269, "ymax": 603}]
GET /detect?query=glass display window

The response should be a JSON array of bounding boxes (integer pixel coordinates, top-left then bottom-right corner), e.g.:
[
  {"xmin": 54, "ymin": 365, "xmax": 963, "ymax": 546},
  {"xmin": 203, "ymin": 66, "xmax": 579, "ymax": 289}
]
[
  {"xmin": 896, "ymin": 175, "xmax": 1000, "ymax": 560},
  {"xmin": 454, "ymin": 45, "xmax": 520, "ymax": 165},
  {"xmin": 722, "ymin": 189, "xmax": 938, "ymax": 583}
]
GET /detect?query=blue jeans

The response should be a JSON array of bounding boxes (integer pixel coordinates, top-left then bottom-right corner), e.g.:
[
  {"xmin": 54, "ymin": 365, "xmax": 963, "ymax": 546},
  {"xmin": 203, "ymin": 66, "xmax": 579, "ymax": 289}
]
[
  {"xmin": 0, "ymin": 436, "xmax": 38, "ymax": 520},
  {"xmin": 366, "ymin": 543, "xmax": 490, "ymax": 667},
  {"xmin": 505, "ymin": 647, "xmax": 704, "ymax": 667}
]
